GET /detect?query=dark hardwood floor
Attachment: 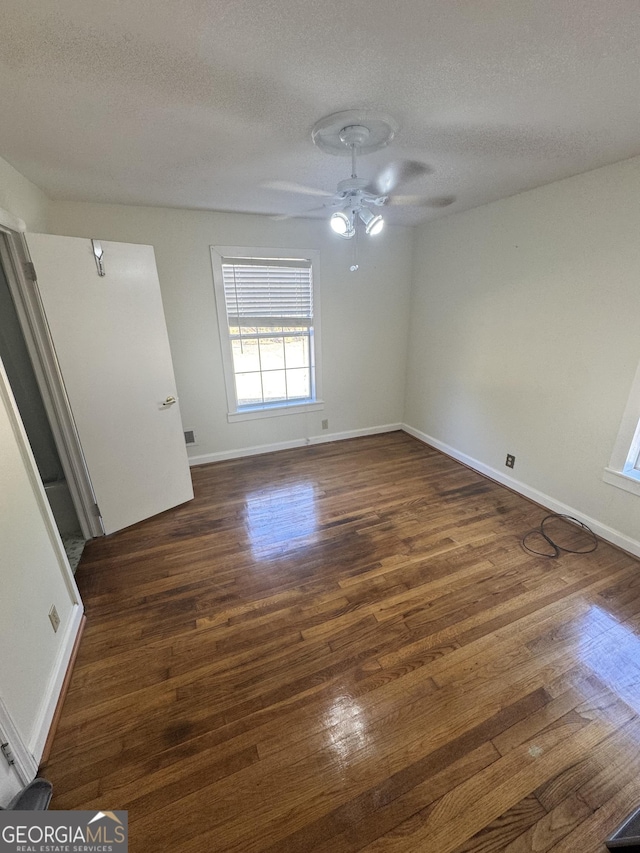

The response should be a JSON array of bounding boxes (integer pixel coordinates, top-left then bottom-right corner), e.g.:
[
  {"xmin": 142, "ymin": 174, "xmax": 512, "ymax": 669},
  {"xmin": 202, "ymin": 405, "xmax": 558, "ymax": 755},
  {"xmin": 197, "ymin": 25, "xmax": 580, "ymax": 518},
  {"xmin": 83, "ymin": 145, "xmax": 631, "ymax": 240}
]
[{"xmin": 43, "ymin": 431, "xmax": 640, "ymax": 851}]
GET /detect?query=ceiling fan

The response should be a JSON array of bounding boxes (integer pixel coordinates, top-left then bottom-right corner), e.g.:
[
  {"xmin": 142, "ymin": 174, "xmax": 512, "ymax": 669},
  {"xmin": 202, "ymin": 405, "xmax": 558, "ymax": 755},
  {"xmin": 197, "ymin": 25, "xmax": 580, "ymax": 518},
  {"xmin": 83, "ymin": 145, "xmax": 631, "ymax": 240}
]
[{"xmin": 266, "ymin": 111, "xmax": 455, "ymax": 237}]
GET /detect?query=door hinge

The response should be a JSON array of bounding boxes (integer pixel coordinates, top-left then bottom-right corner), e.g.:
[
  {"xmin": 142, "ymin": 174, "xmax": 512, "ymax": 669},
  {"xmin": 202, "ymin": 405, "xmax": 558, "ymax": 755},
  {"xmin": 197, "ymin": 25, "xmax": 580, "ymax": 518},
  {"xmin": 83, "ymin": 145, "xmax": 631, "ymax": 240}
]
[
  {"xmin": 93, "ymin": 503, "xmax": 102, "ymax": 518},
  {"xmin": 1, "ymin": 741, "xmax": 15, "ymax": 767},
  {"xmin": 23, "ymin": 261, "xmax": 37, "ymax": 282}
]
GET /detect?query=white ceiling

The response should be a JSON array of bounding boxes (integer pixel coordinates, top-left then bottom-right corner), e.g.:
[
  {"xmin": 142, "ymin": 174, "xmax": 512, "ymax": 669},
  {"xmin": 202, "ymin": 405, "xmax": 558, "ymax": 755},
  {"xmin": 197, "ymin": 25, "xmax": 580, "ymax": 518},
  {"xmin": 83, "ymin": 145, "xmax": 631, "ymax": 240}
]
[{"xmin": 1, "ymin": 0, "xmax": 639, "ymax": 226}]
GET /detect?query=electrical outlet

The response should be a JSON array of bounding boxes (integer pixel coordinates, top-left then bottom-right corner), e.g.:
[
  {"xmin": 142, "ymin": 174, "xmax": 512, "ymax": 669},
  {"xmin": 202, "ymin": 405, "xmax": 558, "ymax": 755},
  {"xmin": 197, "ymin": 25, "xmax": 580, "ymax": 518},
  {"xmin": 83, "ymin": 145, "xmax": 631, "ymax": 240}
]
[
  {"xmin": 49, "ymin": 605, "xmax": 60, "ymax": 633},
  {"xmin": 505, "ymin": 454, "xmax": 515, "ymax": 469},
  {"xmin": 321, "ymin": 419, "xmax": 329, "ymax": 430}
]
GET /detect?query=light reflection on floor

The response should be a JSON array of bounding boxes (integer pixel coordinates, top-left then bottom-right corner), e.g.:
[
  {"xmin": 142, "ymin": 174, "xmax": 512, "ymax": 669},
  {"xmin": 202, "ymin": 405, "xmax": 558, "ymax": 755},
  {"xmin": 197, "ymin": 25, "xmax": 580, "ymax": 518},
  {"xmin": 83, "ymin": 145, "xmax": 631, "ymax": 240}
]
[
  {"xmin": 579, "ymin": 605, "xmax": 640, "ymax": 716},
  {"xmin": 325, "ymin": 694, "xmax": 370, "ymax": 767},
  {"xmin": 244, "ymin": 482, "xmax": 318, "ymax": 559}
]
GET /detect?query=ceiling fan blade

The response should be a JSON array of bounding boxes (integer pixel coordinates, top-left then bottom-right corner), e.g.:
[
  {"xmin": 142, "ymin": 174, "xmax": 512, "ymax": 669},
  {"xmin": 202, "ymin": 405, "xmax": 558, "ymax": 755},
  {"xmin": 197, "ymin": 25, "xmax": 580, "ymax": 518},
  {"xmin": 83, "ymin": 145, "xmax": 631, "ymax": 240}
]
[
  {"xmin": 262, "ymin": 180, "xmax": 333, "ymax": 198},
  {"xmin": 389, "ymin": 194, "xmax": 456, "ymax": 208},
  {"xmin": 367, "ymin": 160, "xmax": 433, "ymax": 195},
  {"xmin": 270, "ymin": 202, "xmax": 337, "ymax": 221}
]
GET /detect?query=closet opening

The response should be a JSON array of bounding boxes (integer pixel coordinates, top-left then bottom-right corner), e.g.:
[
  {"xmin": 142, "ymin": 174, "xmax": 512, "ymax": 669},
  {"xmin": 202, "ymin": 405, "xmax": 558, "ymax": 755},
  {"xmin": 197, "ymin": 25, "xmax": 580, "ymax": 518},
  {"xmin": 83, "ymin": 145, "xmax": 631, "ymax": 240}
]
[{"xmin": 0, "ymin": 227, "xmax": 103, "ymax": 569}]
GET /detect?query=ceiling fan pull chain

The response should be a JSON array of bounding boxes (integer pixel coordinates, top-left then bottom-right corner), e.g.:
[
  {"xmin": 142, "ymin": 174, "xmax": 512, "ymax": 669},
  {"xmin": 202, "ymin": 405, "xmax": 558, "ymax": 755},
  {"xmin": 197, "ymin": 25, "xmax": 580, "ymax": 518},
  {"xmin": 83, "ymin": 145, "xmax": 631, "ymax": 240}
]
[{"xmin": 350, "ymin": 222, "xmax": 360, "ymax": 272}]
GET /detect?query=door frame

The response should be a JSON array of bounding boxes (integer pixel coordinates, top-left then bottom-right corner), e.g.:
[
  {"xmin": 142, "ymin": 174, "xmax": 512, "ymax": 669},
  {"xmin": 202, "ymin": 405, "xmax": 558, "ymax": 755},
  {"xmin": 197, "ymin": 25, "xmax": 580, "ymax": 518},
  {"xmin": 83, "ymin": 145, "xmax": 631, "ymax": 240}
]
[
  {"xmin": 0, "ymin": 208, "xmax": 103, "ymax": 539},
  {"xmin": 0, "ymin": 333, "xmax": 84, "ymax": 772},
  {"xmin": 0, "ymin": 696, "xmax": 38, "ymax": 787}
]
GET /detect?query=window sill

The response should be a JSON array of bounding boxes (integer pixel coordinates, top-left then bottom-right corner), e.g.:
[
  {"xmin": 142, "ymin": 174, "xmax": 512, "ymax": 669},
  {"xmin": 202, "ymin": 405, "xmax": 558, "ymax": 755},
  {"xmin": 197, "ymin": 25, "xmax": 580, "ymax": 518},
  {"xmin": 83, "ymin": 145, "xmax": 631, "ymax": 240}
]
[
  {"xmin": 227, "ymin": 400, "xmax": 324, "ymax": 423},
  {"xmin": 603, "ymin": 466, "xmax": 640, "ymax": 497}
]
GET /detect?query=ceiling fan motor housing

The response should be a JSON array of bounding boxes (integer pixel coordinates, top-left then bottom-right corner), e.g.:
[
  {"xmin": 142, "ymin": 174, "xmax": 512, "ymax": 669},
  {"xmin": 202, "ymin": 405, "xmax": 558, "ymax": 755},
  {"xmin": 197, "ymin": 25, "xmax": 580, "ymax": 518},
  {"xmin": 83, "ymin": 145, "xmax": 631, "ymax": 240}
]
[{"xmin": 337, "ymin": 177, "xmax": 369, "ymax": 194}]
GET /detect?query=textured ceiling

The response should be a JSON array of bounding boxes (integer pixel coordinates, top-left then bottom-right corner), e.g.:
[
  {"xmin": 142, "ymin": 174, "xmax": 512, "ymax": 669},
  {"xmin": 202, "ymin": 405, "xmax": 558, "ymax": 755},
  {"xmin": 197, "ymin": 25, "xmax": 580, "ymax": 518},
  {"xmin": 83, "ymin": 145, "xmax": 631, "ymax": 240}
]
[{"xmin": 1, "ymin": 0, "xmax": 639, "ymax": 225}]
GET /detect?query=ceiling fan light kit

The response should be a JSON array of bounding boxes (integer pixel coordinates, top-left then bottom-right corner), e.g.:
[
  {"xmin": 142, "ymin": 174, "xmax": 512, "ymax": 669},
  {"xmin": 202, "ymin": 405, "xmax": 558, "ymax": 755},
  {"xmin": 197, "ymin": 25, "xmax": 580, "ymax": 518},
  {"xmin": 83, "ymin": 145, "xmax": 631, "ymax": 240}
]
[
  {"xmin": 311, "ymin": 111, "xmax": 402, "ymax": 242},
  {"xmin": 330, "ymin": 207, "xmax": 384, "ymax": 238}
]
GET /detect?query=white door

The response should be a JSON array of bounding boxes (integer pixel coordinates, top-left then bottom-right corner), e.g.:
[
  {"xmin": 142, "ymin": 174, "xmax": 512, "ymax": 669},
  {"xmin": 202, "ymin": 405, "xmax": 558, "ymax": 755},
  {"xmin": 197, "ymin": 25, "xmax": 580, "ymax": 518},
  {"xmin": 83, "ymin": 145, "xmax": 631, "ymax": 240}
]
[{"xmin": 25, "ymin": 234, "xmax": 194, "ymax": 535}]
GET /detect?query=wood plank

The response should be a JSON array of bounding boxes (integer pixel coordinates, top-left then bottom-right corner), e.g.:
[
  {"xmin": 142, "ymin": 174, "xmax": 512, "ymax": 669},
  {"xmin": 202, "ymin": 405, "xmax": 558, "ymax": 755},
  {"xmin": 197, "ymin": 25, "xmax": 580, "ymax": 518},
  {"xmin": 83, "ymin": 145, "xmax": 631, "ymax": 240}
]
[
  {"xmin": 502, "ymin": 793, "xmax": 593, "ymax": 853},
  {"xmin": 449, "ymin": 794, "xmax": 547, "ymax": 853}
]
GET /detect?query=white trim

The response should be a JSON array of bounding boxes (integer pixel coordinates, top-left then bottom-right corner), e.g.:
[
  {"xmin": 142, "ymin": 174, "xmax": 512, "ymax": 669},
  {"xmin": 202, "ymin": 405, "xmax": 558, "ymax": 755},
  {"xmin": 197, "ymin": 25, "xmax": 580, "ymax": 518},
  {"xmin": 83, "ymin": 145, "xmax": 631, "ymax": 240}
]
[
  {"xmin": 15, "ymin": 234, "xmax": 103, "ymax": 539},
  {"xmin": 603, "ymin": 466, "xmax": 640, "ymax": 498},
  {"xmin": 227, "ymin": 400, "xmax": 325, "ymax": 423},
  {"xmin": 29, "ymin": 603, "xmax": 84, "ymax": 760},
  {"xmin": 188, "ymin": 423, "xmax": 402, "ymax": 466},
  {"xmin": 0, "ymin": 697, "xmax": 37, "ymax": 786},
  {"xmin": 402, "ymin": 423, "xmax": 640, "ymax": 560}
]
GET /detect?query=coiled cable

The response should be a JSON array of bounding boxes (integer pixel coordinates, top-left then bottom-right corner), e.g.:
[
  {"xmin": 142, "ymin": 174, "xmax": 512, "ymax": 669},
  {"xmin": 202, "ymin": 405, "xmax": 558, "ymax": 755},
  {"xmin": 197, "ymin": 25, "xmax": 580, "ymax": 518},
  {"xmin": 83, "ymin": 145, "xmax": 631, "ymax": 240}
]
[{"xmin": 521, "ymin": 513, "xmax": 598, "ymax": 558}]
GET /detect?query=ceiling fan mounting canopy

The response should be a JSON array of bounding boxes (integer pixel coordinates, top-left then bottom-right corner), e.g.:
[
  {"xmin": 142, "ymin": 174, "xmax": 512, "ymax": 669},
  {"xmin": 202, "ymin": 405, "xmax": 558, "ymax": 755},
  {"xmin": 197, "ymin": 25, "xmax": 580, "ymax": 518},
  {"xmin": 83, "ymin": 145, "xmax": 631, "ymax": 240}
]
[{"xmin": 311, "ymin": 110, "xmax": 399, "ymax": 156}]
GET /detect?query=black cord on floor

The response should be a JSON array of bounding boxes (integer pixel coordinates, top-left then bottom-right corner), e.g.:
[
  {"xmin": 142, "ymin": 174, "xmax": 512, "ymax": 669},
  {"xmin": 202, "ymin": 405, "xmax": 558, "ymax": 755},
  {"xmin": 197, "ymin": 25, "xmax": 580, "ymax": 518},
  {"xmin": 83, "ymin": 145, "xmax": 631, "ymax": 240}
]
[{"xmin": 521, "ymin": 513, "xmax": 598, "ymax": 558}]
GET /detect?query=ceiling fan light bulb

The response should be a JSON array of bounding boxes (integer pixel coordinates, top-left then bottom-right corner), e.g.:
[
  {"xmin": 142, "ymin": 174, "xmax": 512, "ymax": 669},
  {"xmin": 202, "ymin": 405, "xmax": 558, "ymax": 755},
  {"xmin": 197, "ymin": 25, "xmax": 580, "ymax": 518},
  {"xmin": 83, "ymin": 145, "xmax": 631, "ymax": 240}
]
[
  {"xmin": 367, "ymin": 215, "xmax": 384, "ymax": 235},
  {"xmin": 358, "ymin": 206, "xmax": 385, "ymax": 235},
  {"xmin": 330, "ymin": 211, "xmax": 350, "ymax": 234},
  {"xmin": 330, "ymin": 210, "xmax": 355, "ymax": 238}
]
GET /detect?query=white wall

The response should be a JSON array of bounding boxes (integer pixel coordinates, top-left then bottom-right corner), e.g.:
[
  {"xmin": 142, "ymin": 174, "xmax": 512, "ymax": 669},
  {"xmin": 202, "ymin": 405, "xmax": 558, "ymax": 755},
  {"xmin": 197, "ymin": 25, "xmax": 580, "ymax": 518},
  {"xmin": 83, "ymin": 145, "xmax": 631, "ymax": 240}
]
[
  {"xmin": 48, "ymin": 202, "xmax": 414, "ymax": 460},
  {"xmin": 0, "ymin": 362, "xmax": 78, "ymax": 744},
  {"xmin": 0, "ymin": 155, "xmax": 81, "ymax": 782},
  {"xmin": 0, "ymin": 156, "xmax": 49, "ymax": 232},
  {"xmin": 405, "ymin": 155, "xmax": 640, "ymax": 550}
]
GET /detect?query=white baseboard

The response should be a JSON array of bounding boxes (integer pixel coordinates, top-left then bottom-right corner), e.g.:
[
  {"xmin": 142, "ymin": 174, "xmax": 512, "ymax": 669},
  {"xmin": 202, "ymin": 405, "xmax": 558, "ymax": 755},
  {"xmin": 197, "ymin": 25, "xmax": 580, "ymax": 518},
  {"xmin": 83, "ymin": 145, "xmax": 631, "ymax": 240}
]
[
  {"xmin": 402, "ymin": 423, "xmax": 640, "ymax": 560},
  {"xmin": 188, "ymin": 423, "xmax": 403, "ymax": 467},
  {"xmin": 29, "ymin": 602, "xmax": 84, "ymax": 761}
]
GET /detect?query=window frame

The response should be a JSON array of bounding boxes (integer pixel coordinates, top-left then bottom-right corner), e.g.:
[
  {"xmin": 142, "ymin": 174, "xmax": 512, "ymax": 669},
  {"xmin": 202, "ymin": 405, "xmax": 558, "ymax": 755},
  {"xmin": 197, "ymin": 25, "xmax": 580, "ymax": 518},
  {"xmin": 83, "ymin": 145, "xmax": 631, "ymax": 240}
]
[
  {"xmin": 210, "ymin": 246, "xmax": 323, "ymax": 422},
  {"xmin": 604, "ymin": 359, "xmax": 640, "ymax": 497}
]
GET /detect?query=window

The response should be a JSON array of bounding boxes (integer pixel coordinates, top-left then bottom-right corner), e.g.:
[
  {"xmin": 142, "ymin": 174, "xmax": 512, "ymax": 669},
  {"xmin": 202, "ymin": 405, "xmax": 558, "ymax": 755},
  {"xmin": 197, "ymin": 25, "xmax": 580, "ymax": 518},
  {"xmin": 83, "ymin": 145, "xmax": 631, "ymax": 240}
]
[
  {"xmin": 211, "ymin": 247, "xmax": 322, "ymax": 421},
  {"xmin": 621, "ymin": 418, "xmax": 640, "ymax": 480},
  {"xmin": 604, "ymin": 360, "xmax": 640, "ymax": 496}
]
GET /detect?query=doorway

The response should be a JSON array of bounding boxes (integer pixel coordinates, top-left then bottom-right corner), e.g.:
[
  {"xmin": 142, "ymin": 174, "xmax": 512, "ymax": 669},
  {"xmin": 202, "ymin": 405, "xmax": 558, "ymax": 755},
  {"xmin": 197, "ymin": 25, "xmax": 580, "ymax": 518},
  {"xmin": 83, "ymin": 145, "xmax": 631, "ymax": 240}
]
[
  {"xmin": 0, "ymin": 229, "xmax": 101, "ymax": 568},
  {"xmin": 0, "ymin": 250, "xmax": 86, "ymax": 568}
]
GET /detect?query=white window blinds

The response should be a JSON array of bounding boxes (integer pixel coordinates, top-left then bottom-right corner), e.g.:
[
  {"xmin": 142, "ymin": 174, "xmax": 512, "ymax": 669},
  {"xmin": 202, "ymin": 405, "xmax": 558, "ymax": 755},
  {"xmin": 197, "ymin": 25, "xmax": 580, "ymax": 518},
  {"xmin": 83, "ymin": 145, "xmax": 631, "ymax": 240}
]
[{"xmin": 221, "ymin": 258, "xmax": 313, "ymax": 328}]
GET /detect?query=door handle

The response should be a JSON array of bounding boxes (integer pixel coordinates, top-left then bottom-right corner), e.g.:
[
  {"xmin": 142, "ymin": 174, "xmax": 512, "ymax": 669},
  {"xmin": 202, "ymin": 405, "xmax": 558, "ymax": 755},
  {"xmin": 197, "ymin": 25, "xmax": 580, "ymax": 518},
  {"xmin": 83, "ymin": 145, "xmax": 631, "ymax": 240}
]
[{"xmin": 162, "ymin": 396, "xmax": 177, "ymax": 407}]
